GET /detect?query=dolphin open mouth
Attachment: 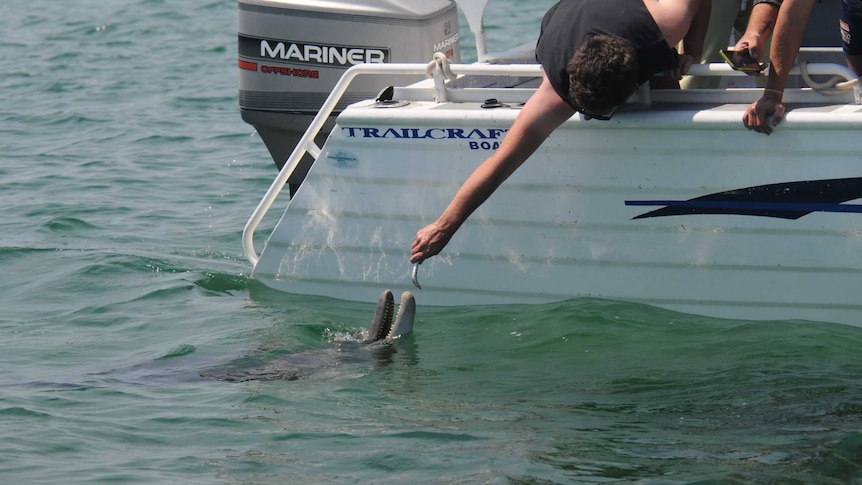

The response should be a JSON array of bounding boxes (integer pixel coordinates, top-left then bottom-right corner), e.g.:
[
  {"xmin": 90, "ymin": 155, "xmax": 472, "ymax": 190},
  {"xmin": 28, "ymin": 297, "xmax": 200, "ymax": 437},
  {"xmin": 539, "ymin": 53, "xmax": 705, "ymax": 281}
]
[{"xmin": 365, "ymin": 289, "xmax": 415, "ymax": 342}]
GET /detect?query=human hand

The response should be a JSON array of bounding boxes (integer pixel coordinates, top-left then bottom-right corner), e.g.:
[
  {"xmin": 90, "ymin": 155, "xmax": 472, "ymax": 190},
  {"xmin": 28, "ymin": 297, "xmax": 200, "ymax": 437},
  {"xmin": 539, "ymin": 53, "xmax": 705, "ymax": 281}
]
[
  {"xmin": 742, "ymin": 90, "xmax": 785, "ymax": 135},
  {"xmin": 410, "ymin": 222, "xmax": 454, "ymax": 264},
  {"xmin": 733, "ymin": 35, "xmax": 765, "ymax": 62},
  {"xmin": 731, "ymin": 38, "xmax": 768, "ymax": 77}
]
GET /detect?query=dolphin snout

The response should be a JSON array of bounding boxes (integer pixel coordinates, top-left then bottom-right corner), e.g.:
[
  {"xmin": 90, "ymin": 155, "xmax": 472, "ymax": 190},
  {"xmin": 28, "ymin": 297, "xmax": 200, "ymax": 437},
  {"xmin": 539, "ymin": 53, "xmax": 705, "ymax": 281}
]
[{"xmin": 365, "ymin": 290, "xmax": 415, "ymax": 342}]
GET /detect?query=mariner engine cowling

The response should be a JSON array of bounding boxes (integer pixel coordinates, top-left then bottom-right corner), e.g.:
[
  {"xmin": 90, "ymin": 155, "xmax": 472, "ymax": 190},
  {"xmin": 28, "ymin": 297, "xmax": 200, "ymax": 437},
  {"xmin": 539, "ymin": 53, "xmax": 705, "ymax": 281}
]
[{"xmin": 238, "ymin": 0, "xmax": 461, "ymax": 184}]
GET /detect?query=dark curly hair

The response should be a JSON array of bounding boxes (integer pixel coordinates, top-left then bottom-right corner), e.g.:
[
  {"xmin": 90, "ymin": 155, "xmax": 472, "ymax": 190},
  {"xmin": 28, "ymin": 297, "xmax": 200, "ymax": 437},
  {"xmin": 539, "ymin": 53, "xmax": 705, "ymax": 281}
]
[{"xmin": 567, "ymin": 35, "xmax": 639, "ymax": 116}]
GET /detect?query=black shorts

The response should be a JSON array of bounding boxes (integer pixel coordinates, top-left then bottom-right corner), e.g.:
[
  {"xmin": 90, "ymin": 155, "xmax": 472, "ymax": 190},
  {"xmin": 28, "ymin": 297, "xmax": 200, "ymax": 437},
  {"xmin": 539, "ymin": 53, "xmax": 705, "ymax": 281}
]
[{"xmin": 841, "ymin": 0, "xmax": 862, "ymax": 55}]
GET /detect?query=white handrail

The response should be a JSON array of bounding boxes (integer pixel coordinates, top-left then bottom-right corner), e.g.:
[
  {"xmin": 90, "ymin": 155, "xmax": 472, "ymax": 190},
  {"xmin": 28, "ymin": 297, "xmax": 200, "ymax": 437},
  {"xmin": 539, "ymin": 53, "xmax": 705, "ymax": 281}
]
[
  {"xmin": 242, "ymin": 60, "xmax": 857, "ymax": 267},
  {"xmin": 684, "ymin": 62, "xmax": 858, "ymax": 80}
]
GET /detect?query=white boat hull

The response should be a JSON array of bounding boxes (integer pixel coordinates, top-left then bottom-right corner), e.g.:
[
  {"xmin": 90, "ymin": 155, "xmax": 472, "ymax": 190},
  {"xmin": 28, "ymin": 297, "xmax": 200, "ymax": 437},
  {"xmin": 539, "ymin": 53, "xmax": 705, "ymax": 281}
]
[{"xmin": 251, "ymin": 81, "xmax": 862, "ymax": 326}]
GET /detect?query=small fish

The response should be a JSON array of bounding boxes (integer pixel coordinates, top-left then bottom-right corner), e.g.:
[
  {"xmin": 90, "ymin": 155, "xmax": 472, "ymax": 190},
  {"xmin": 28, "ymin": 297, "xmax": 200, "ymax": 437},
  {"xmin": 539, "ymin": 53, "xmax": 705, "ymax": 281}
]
[{"xmin": 411, "ymin": 262, "xmax": 422, "ymax": 290}]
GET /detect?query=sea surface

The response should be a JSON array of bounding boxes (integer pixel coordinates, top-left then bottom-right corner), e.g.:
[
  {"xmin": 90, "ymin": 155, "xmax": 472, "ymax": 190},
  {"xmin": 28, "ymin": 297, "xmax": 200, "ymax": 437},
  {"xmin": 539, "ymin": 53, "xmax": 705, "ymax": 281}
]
[{"xmin": 3, "ymin": 1, "xmax": 862, "ymax": 483}]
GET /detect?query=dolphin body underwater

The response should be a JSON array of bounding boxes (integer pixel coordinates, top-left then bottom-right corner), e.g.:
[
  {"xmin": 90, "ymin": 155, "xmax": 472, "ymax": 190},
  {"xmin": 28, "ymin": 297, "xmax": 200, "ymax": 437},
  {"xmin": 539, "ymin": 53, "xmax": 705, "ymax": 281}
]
[
  {"xmin": 202, "ymin": 289, "xmax": 416, "ymax": 382},
  {"xmin": 0, "ymin": 291, "xmax": 416, "ymax": 389}
]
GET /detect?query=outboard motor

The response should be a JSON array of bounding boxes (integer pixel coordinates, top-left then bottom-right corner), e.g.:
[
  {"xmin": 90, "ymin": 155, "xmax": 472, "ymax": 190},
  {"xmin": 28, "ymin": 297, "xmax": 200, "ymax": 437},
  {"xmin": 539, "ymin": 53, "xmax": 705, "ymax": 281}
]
[{"xmin": 238, "ymin": 0, "xmax": 461, "ymax": 186}]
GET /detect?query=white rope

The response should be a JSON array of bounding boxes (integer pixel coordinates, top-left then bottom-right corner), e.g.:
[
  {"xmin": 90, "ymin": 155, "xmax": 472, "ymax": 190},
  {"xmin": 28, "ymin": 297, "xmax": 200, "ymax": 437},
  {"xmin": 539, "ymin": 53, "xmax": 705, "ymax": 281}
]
[
  {"xmin": 799, "ymin": 61, "xmax": 859, "ymax": 96},
  {"xmin": 425, "ymin": 52, "xmax": 458, "ymax": 87}
]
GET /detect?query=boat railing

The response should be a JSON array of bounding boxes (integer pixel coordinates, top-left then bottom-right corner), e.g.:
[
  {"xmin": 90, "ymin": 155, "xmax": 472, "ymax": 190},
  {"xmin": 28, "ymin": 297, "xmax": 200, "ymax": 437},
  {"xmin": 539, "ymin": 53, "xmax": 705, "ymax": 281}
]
[
  {"xmin": 243, "ymin": 62, "xmax": 542, "ymax": 266},
  {"xmin": 242, "ymin": 59, "xmax": 860, "ymax": 267}
]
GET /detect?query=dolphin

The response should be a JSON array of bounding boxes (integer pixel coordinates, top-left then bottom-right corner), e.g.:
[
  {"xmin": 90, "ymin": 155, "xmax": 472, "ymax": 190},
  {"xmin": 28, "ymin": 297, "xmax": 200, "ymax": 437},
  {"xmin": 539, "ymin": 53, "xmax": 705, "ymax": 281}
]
[
  {"xmin": 203, "ymin": 289, "xmax": 416, "ymax": 382},
  {"xmin": 365, "ymin": 289, "xmax": 416, "ymax": 343}
]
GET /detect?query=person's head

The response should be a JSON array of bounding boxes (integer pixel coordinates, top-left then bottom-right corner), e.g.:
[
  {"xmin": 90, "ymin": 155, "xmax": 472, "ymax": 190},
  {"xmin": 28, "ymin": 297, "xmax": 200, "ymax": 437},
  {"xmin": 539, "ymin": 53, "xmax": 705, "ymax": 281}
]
[{"xmin": 567, "ymin": 35, "xmax": 639, "ymax": 120}]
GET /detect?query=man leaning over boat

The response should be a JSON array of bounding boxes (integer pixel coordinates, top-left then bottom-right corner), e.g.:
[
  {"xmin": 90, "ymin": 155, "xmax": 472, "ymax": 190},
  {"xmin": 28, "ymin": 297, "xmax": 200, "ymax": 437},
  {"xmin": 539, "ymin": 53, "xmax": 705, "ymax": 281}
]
[
  {"xmin": 734, "ymin": 0, "xmax": 862, "ymax": 134},
  {"xmin": 410, "ymin": 0, "xmax": 711, "ymax": 264}
]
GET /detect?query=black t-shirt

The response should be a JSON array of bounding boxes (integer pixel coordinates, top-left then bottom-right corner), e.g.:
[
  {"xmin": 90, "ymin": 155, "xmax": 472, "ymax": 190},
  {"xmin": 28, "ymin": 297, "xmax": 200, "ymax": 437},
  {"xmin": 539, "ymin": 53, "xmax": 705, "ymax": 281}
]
[{"xmin": 535, "ymin": 0, "xmax": 679, "ymax": 108}]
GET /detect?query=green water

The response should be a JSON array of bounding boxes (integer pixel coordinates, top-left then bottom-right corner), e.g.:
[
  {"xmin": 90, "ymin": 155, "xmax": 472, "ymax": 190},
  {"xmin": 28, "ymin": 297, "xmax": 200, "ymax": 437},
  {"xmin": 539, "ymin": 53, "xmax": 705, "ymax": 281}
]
[{"xmin": 2, "ymin": 0, "xmax": 862, "ymax": 483}]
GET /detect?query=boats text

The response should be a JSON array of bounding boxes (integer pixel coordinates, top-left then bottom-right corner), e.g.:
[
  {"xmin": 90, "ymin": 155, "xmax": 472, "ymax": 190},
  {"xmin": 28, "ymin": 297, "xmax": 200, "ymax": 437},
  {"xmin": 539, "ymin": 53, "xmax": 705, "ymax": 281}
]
[
  {"xmin": 341, "ymin": 127, "xmax": 507, "ymax": 150},
  {"xmin": 433, "ymin": 33, "xmax": 460, "ymax": 52},
  {"xmin": 238, "ymin": 35, "xmax": 389, "ymax": 67},
  {"xmin": 260, "ymin": 65, "xmax": 320, "ymax": 78}
]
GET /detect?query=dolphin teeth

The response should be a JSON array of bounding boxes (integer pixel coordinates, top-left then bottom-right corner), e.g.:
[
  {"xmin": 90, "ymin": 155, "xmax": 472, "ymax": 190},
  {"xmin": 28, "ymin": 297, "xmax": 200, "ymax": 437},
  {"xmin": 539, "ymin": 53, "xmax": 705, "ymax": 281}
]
[
  {"xmin": 366, "ymin": 289, "xmax": 395, "ymax": 342},
  {"xmin": 380, "ymin": 293, "xmax": 395, "ymax": 339}
]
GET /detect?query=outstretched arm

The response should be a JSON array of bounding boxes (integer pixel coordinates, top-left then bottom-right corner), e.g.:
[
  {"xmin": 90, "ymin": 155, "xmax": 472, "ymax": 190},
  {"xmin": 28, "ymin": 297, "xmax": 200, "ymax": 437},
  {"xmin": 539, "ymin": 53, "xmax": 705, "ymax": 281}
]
[{"xmin": 410, "ymin": 76, "xmax": 575, "ymax": 263}]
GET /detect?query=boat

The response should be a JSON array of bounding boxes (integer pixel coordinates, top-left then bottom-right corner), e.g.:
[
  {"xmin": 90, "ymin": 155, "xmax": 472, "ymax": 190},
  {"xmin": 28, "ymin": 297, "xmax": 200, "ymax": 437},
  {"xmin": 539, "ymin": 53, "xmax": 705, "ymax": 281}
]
[{"xmin": 239, "ymin": 0, "xmax": 862, "ymax": 327}]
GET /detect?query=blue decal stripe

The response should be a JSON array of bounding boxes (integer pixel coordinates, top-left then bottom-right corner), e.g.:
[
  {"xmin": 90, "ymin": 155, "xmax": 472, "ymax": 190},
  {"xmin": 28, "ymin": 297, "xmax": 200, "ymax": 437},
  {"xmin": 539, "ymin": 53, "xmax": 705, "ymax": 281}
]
[
  {"xmin": 625, "ymin": 200, "xmax": 862, "ymax": 214},
  {"xmin": 626, "ymin": 178, "xmax": 862, "ymax": 220}
]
